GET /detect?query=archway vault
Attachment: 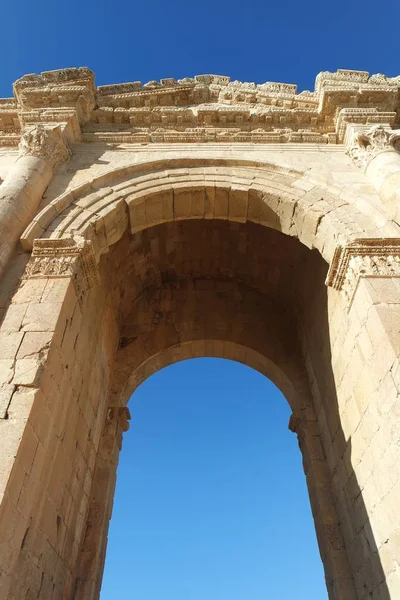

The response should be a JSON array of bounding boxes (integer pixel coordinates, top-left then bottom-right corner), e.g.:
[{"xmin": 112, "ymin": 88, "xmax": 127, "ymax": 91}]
[{"xmin": 20, "ymin": 158, "xmax": 399, "ymax": 265}]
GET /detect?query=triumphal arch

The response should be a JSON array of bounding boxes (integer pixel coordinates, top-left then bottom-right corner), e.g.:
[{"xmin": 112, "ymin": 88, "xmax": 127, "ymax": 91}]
[{"xmin": 0, "ymin": 67, "xmax": 400, "ymax": 599}]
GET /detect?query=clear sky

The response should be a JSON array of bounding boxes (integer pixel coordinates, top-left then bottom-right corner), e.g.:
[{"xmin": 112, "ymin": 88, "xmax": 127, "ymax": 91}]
[
  {"xmin": 1, "ymin": 0, "xmax": 399, "ymax": 97},
  {"xmin": 2, "ymin": 1, "xmax": 399, "ymax": 598},
  {"xmin": 101, "ymin": 359, "xmax": 327, "ymax": 600}
]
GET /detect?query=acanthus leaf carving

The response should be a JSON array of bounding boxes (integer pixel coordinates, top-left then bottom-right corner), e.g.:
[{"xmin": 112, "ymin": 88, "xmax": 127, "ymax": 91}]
[
  {"xmin": 18, "ymin": 124, "xmax": 71, "ymax": 168},
  {"xmin": 346, "ymin": 125, "xmax": 400, "ymax": 170}
]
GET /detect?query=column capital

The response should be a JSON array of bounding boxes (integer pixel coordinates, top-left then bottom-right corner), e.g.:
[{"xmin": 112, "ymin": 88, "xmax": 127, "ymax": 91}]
[
  {"xmin": 103, "ymin": 407, "xmax": 131, "ymax": 455},
  {"xmin": 106, "ymin": 406, "xmax": 131, "ymax": 432},
  {"xmin": 326, "ymin": 238, "xmax": 400, "ymax": 306},
  {"xmin": 345, "ymin": 125, "xmax": 400, "ymax": 170},
  {"xmin": 24, "ymin": 237, "xmax": 99, "ymax": 302},
  {"xmin": 18, "ymin": 124, "xmax": 71, "ymax": 169}
]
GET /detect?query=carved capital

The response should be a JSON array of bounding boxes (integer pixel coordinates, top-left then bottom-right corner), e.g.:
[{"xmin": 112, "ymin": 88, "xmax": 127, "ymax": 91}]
[
  {"xmin": 346, "ymin": 125, "xmax": 400, "ymax": 170},
  {"xmin": 288, "ymin": 412, "xmax": 314, "ymax": 437},
  {"xmin": 107, "ymin": 407, "xmax": 131, "ymax": 430},
  {"xmin": 24, "ymin": 237, "xmax": 99, "ymax": 301},
  {"xmin": 326, "ymin": 238, "xmax": 400, "ymax": 306},
  {"xmin": 102, "ymin": 407, "xmax": 131, "ymax": 455},
  {"xmin": 19, "ymin": 124, "xmax": 71, "ymax": 168},
  {"xmin": 288, "ymin": 413, "xmax": 303, "ymax": 434}
]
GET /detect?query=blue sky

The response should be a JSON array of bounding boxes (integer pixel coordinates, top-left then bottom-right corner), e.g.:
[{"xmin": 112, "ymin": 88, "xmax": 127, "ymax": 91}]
[
  {"xmin": 1, "ymin": 0, "xmax": 399, "ymax": 97},
  {"xmin": 2, "ymin": 1, "xmax": 399, "ymax": 597},
  {"xmin": 101, "ymin": 359, "xmax": 326, "ymax": 600}
]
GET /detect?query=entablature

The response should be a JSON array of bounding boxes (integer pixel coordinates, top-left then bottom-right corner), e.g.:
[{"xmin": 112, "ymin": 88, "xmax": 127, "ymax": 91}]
[{"xmin": 0, "ymin": 67, "xmax": 399, "ymax": 148}]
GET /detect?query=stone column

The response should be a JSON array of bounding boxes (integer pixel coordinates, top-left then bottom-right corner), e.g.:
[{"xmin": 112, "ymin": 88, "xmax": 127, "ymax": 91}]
[
  {"xmin": 0, "ymin": 124, "xmax": 70, "ymax": 279},
  {"xmin": 346, "ymin": 125, "xmax": 400, "ymax": 221},
  {"xmin": 73, "ymin": 406, "xmax": 131, "ymax": 600},
  {"xmin": 289, "ymin": 413, "xmax": 358, "ymax": 600}
]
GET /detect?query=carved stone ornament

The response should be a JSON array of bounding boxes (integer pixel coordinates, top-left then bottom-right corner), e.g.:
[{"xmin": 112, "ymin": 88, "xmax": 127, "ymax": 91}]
[
  {"xmin": 23, "ymin": 237, "xmax": 99, "ymax": 301},
  {"xmin": 107, "ymin": 406, "xmax": 131, "ymax": 431},
  {"xmin": 3, "ymin": 67, "xmax": 400, "ymax": 148},
  {"xmin": 326, "ymin": 238, "xmax": 400, "ymax": 306},
  {"xmin": 346, "ymin": 125, "xmax": 400, "ymax": 170},
  {"xmin": 18, "ymin": 124, "xmax": 71, "ymax": 168},
  {"xmin": 103, "ymin": 407, "xmax": 131, "ymax": 454}
]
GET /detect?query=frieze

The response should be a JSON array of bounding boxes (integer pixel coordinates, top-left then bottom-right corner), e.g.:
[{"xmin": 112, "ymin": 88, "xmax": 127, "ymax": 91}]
[
  {"xmin": 326, "ymin": 238, "xmax": 400, "ymax": 306},
  {"xmin": 1, "ymin": 67, "xmax": 400, "ymax": 147},
  {"xmin": 24, "ymin": 237, "xmax": 99, "ymax": 301}
]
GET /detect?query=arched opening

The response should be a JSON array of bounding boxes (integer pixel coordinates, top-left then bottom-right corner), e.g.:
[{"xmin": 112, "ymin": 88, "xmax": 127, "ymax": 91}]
[
  {"xmin": 5, "ymin": 167, "xmax": 385, "ymax": 599},
  {"xmin": 101, "ymin": 358, "xmax": 328, "ymax": 600},
  {"xmin": 65, "ymin": 212, "xmax": 353, "ymax": 600}
]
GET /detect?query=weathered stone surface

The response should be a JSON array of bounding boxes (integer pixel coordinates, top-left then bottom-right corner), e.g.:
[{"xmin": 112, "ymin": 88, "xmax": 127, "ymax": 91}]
[{"xmin": 0, "ymin": 66, "xmax": 400, "ymax": 600}]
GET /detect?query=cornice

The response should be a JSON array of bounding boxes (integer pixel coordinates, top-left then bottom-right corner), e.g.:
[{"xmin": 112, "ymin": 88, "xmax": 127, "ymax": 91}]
[
  {"xmin": 23, "ymin": 237, "xmax": 99, "ymax": 303},
  {"xmin": 0, "ymin": 68, "xmax": 399, "ymax": 148},
  {"xmin": 326, "ymin": 238, "xmax": 400, "ymax": 308}
]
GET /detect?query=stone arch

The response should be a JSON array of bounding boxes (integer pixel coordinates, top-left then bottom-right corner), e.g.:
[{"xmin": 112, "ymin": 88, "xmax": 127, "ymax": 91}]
[
  {"xmin": 125, "ymin": 340, "xmax": 298, "ymax": 409},
  {"xmin": 2, "ymin": 65, "xmax": 400, "ymax": 600},
  {"xmin": 21, "ymin": 157, "xmax": 398, "ymax": 264},
  {"xmin": 1, "ymin": 163, "xmax": 399, "ymax": 600}
]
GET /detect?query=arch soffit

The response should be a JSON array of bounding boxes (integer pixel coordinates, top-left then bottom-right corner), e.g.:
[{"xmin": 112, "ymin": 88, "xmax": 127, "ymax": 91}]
[
  {"xmin": 121, "ymin": 340, "xmax": 307, "ymax": 412},
  {"xmin": 21, "ymin": 157, "xmax": 396, "ymax": 265}
]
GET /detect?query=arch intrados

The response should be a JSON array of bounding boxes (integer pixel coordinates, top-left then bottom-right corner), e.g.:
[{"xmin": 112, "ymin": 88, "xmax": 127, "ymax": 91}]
[
  {"xmin": 122, "ymin": 340, "xmax": 301, "ymax": 411},
  {"xmin": 20, "ymin": 157, "xmax": 390, "ymax": 264},
  {"xmin": 21, "ymin": 158, "xmax": 302, "ymax": 247}
]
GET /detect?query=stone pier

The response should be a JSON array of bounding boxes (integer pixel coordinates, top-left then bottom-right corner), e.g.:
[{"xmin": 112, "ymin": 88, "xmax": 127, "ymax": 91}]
[{"xmin": 0, "ymin": 67, "xmax": 400, "ymax": 599}]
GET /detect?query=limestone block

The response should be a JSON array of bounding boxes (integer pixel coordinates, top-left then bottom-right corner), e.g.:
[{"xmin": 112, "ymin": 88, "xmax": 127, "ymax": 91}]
[
  {"xmin": 0, "ymin": 384, "xmax": 14, "ymax": 419},
  {"xmin": 21, "ymin": 302, "xmax": 63, "ymax": 332},
  {"xmin": 0, "ymin": 304, "xmax": 28, "ymax": 332},
  {"xmin": 0, "ymin": 332, "xmax": 24, "ymax": 359},
  {"xmin": 16, "ymin": 331, "xmax": 52, "ymax": 359},
  {"xmin": 12, "ymin": 357, "xmax": 45, "ymax": 386},
  {"xmin": 2, "ymin": 66, "xmax": 400, "ymax": 600},
  {"xmin": 0, "ymin": 360, "xmax": 15, "ymax": 384}
]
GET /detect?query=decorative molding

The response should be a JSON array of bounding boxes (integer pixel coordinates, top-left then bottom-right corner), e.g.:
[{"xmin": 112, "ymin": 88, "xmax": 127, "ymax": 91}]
[
  {"xmin": 105, "ymin": 407, "xmax": 131, "ymax": 452},
  {"xmin": 288, "ymin": 413, "xmax": 303, "ymax": 434},
  {"xmin": 346, "ymin": 125, "xmax": 400, "ymax": 170},
  {"xmin": 1, "ymin": 68, "xmax": 400, "ymax": 147},
  {"xmin": 326, "ymin": 238, "xmax": 400, "ymax": 305},
  {"xmin": 19, "ymin": 124, "xmax": 71, "ymax": 168},
  {"xmin": 23, "ymin": 237, "xmax": 99, "ymax": 301},
  {"xmin": 106, "ymin": 406, "xmax": 131, "ymax": 430}
]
